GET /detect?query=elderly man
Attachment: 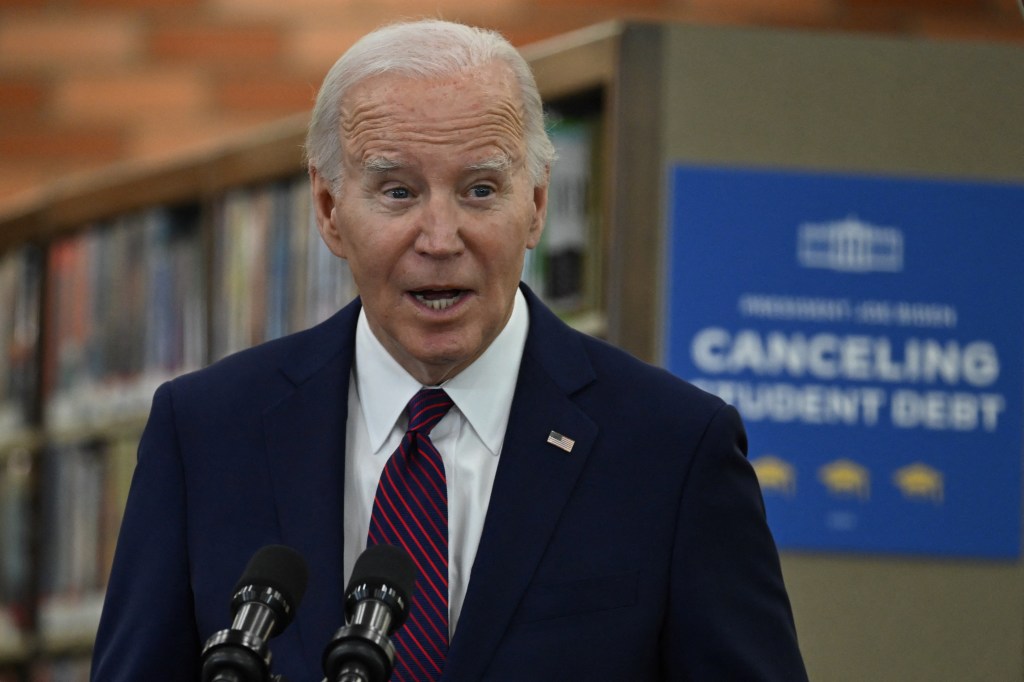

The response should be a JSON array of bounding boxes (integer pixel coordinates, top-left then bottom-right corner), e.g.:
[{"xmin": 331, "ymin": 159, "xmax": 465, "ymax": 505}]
[{"xmin": 92, "ymin": 19, "xmax": 807, "ymax": 681}]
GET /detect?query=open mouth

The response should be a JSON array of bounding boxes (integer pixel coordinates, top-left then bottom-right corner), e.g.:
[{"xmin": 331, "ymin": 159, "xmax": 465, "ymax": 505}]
[{"xmin": 412, "ymin": 289, "xmax": 465, "ymax": 311}]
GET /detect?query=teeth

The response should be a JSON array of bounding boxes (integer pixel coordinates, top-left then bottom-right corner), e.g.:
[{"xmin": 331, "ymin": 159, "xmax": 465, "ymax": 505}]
[{"xmin": 414, "ymin": 292, "xmax": 462, "ymax": 311}]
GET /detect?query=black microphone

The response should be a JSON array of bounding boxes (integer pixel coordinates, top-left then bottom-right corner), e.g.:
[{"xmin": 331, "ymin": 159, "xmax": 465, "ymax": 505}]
[
  {"xmin": 201, "ymin": 544, "xmax": 309, "ymax": 682},
  {"xmin": 321, "ymin": 544, "xmax": 418, "ymax": 682}
]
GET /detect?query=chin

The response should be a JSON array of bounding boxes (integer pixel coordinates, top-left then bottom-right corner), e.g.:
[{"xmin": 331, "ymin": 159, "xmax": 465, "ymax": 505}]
[{"xmin": 410, "ymin": 340, "xmax": 477, "ymax": 376}]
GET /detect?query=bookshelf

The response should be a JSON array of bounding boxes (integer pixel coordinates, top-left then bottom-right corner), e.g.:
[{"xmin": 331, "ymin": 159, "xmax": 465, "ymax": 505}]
[{"xmin": 0, "ymin": 21, "xmax": 621, "ymax": 679}]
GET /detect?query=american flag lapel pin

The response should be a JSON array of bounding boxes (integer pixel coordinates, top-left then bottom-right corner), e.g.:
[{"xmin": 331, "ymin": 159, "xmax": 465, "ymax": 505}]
[{"xmin": 547, "ymin": 430, "xmax": 575, "ymax": 453}]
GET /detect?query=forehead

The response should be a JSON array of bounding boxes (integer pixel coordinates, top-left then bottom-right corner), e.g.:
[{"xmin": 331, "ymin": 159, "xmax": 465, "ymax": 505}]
[{"xmin": 339, "ymin": 61, "xmax": 527, "ymax": 165}]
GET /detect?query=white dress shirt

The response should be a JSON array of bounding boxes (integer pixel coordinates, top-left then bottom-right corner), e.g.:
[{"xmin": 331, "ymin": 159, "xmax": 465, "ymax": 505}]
[{"xmin": 343, "ymin": 288, "xmax": 529, "ymax": 635}]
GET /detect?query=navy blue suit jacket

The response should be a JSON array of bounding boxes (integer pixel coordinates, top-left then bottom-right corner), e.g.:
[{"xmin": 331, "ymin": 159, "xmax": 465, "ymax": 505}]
[{"xmin": 92, "ymin": 286, "xmax": 806, "ymax": 681}]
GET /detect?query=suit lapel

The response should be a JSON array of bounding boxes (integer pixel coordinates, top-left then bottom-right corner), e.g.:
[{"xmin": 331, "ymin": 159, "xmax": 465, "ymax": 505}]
[
  {"xmin": 262, "ymin": 301, "xmax": 360, "ymax": 680},
  {"xmin": 443, "ymin": 287, "xmax": 598, "ymax": 681}
]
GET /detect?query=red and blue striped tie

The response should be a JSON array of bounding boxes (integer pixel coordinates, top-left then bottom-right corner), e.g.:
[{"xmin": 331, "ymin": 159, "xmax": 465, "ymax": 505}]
[{"xmin": 367, "ymin": 388, "xmax": 453, "ymax": 681}]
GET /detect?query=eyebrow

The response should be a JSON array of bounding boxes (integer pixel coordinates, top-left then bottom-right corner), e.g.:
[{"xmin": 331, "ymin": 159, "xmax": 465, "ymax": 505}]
[
  {"xmin": 466, "ymin": 153, "xmax": 513, "ymax": 173},
  {"xmin": 361, "ymin": 152, "xmax": 514, "ymax": 175},
  {"xmin": 363, "ymin": 156, "xmax": 403, "ymax": 173}
]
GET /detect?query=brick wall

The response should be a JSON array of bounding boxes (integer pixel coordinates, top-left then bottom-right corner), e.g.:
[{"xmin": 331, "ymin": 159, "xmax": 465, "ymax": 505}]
[{"xmin": 0, "ymin": 0, "xmax": 1021, "ymax": 210}]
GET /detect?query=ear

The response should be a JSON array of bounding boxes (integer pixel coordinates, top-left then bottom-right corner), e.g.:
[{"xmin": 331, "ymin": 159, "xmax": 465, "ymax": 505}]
[
  {"xmin": 526, "ymin": 168, "xmax": 550, "ymax": 250},
  {"xmin": 310, "ymin": 167, "xmax": 347, "ymax": 259}
]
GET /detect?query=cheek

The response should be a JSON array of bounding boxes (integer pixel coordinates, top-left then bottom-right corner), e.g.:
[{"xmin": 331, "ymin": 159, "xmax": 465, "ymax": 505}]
[
  {"xmin": 344, "ymin": 232, "xmax": 410, "ymax": 294},
  {"xmin": 482, "ymin": 239, "xmax": 528, "ymax": 282}
]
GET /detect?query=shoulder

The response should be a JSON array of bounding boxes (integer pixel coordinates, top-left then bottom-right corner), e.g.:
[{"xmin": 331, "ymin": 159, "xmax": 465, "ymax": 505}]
[
  {"xmin": 522, "ymin": 287, "xmax": 726, "ymax": 430},
  {"xmin": 578, "ymin": 331, "xmax": 728, "ymax": 425},
  {"xmin": 165, "ymin": 299, "xmax": 360, "ymax": 407}
]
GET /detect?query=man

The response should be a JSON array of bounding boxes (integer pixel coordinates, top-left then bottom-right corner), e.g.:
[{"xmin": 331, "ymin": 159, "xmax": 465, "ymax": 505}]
[{"xmin": 92, "ymin": 19, "xmax": 807, "ymax": 681}]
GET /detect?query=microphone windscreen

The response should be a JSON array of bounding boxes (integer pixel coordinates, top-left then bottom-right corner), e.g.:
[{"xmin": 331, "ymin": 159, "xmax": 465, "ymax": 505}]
[
  {"xmin": 346, "ymin": 544, "xmax": 417, "ymax": 617},
  {"xmin": 235, "ymin": 544, "xmax": 309, "ymax": 611}
]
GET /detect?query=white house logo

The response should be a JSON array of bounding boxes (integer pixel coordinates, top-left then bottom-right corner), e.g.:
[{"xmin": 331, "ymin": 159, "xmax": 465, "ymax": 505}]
[{"xmin": 797, "ymin": 215, "xmax": 904, "ymax": 273}]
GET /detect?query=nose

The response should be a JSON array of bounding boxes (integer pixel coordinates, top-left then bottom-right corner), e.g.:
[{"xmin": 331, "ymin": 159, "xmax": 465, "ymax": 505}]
[{"xmin": 414, "ymin": 195, "xmax": 464, "ymax": 258}]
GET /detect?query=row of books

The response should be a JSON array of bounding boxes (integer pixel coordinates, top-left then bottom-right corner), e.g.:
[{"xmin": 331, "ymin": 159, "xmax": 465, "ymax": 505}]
[
  {"xmin": 0, "ymin": 435, "xmax": 134, "ymax": 671},
  {"xmin": 209, "ymin": 176, "xmax": 357, "ymax": 361},
  {"xmin": 40, "ymin": 176, "xmax": 365, "ymax": 434},
  {"xmin": 36, "ymin": 437, "xmax": 135, "ymax": 643},
  {"xmin": 43, "ymin": 207, "xmax": 207, "ymax": 435}
]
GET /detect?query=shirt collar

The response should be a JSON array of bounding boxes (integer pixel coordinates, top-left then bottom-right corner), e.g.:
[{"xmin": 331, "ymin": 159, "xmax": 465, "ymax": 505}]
[{"xmin": 355, "ymin": 288, "xmax": 529, "ymax": 455}]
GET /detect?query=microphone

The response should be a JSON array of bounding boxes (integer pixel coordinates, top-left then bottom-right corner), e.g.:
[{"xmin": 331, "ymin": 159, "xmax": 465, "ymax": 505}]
[
  {"xmin": 201, "ymin": 544, "xmax": 309, "ymax": 682},
  {"xmin": 321, "ymin": 544, "xmax": 418, "ymax": 682}
]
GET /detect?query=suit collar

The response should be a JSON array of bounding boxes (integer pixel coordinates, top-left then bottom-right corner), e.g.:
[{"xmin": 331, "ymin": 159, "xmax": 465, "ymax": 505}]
[
  {"xmin": 517, "ymin": 284, "xmax": 596, "ymax": 396},
  {"xmin": 276, "ymin": 299, "xmax": 361, "ymax": 387}
]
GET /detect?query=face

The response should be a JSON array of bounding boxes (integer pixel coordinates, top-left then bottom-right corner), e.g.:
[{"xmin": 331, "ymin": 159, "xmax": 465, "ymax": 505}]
[{"xmin": 312, "ymin": 61, "xmax": 548, "ymax": 385}]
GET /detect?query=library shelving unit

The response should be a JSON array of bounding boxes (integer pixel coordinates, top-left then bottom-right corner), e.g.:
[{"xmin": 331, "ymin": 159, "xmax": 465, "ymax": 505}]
[{"xmin": 2, "ymin": 20, "xmax": 1023, "ymax": 682}]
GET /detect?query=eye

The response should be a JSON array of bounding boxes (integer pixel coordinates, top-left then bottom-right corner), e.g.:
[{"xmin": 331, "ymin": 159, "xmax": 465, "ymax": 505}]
[
  {"xmin": 385, "ymin": 186, "xmax": 411, "ymax": 200},
  {"xmin": 469, "ymin": 185, "xmax": 494, "ymax": 199}
]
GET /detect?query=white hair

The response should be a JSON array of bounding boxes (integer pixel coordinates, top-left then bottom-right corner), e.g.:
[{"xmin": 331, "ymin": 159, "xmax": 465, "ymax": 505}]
[{"xmin": 305, "ymin": 19, "xmax": 556, "ymax": 193}]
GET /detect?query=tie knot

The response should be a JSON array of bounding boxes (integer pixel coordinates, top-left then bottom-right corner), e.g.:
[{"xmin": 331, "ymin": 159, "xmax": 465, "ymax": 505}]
[{"xmin": 407, "ymin": 388, "xmax": 454, "ymax": 436}]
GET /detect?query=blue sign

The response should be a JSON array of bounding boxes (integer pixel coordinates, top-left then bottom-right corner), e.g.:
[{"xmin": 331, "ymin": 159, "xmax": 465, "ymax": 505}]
[{"xmin": 665, "ymin": 164, "xmax": 1024, "ymax": 558}]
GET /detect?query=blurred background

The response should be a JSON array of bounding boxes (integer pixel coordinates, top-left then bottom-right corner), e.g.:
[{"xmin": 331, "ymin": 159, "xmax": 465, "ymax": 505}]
[{"xmin": 1, "ymin": 0, "xmax": 1022, "ymax": 210}]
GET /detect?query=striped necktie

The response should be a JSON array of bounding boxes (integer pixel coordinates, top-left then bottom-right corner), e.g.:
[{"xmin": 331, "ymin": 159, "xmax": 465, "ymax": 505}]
[{"xmin": 367, "ymin": 388, "xmax": 453, "ymax": 681}]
